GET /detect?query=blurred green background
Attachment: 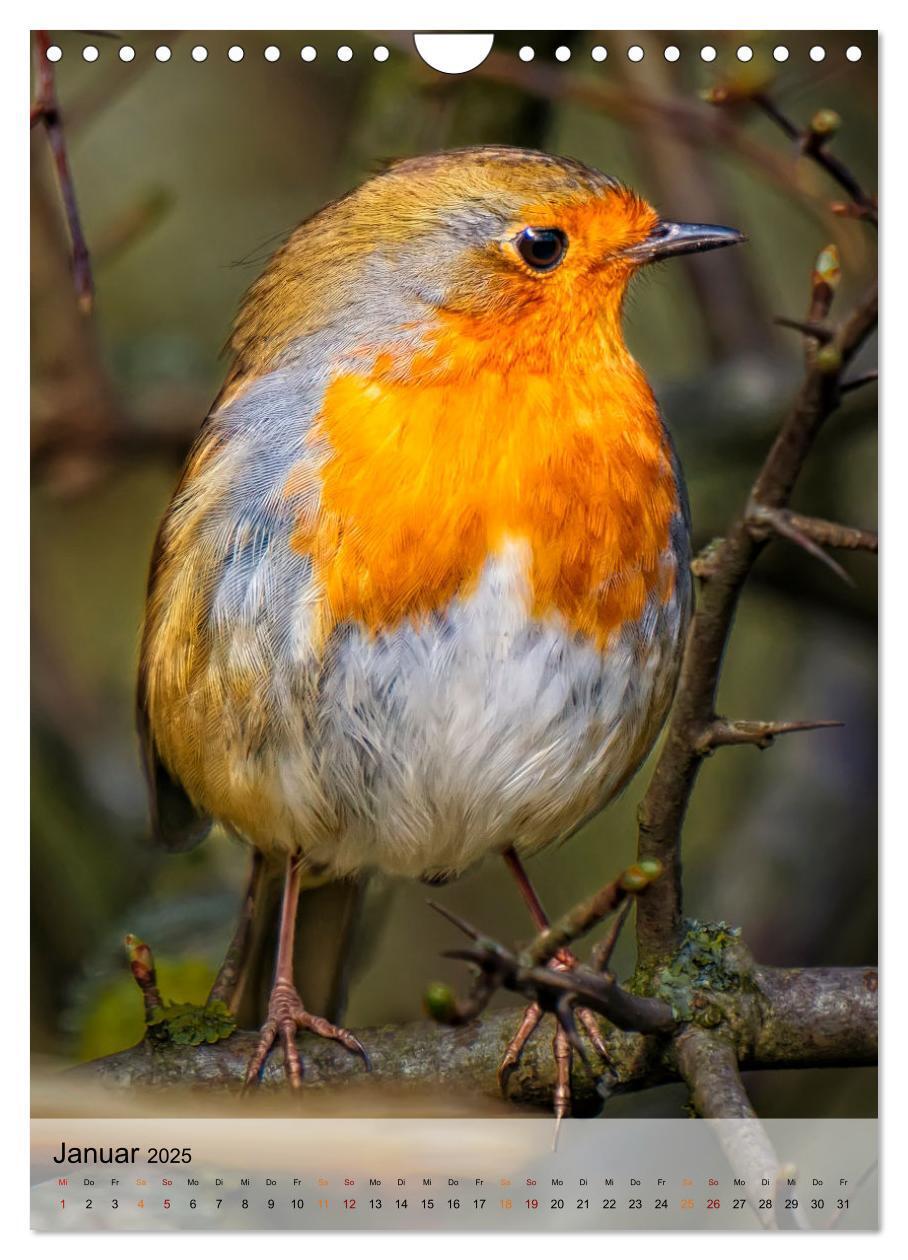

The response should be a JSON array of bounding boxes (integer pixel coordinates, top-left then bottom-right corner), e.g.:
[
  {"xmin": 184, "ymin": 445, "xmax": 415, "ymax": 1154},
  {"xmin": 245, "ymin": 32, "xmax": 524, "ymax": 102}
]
[{"xmin": 31, "ymin": 30, "xmax": 877, "ymax": 1117}]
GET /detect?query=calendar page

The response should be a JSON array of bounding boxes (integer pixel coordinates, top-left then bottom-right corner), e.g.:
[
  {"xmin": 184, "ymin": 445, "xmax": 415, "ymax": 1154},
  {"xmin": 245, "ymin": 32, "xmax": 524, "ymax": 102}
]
[{"xmin": 29, "ymin": 19, "xmax": 879, "ymax": 1236}]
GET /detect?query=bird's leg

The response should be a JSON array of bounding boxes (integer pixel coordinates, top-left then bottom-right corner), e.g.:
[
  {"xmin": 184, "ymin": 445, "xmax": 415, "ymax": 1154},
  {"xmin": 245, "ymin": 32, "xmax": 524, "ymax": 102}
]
[
  {"xmin": 498, "ymin": 847, "xmax": 611, "ymax": 1118},
  {"xmin": 242, "ymin": 852, "xmax": 370, "ymax": 1090},
  {"xmin": 208, "ymin": 850, "xmax": 266, "ymax": 1013}
]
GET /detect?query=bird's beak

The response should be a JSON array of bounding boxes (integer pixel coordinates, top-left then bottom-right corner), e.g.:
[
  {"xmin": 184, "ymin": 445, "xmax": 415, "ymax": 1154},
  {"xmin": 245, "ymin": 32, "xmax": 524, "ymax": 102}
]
[{"xmin": 622, "ymin": 221, "xmax": 746, "ymax": 265}]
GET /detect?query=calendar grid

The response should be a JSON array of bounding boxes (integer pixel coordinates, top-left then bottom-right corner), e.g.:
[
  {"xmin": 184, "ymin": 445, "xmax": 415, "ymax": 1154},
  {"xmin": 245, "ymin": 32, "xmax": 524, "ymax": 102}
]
[{"xmin": 31, "ymin": 1118, "xmax": 878, "ymax": 1231}]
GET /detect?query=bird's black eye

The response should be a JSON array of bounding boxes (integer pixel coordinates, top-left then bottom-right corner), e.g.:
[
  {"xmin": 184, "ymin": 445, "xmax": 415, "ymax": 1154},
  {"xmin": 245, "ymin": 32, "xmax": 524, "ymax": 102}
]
[{"xmin": 515, "ymin": 227, "xmax": 568, "ymax": 272}]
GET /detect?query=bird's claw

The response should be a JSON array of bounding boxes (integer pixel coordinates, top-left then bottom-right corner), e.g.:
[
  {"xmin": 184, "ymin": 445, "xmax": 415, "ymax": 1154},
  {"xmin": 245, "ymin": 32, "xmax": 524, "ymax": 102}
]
[
  {"xmin": 497, "ymin": 950, "xmax": 614, "ymax": 1118},
  {"xmin": 242, "ymin": 978, "xmax": 370, "ymax": 1092}
]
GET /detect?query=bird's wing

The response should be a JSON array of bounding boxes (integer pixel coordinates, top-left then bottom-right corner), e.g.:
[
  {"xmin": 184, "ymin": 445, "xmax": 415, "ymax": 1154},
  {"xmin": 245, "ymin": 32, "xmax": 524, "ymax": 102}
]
[
  {"xmin": 137, "ymin": 692, "xmax": 213, "ymax": 852},
  {"xmin": 137, "ymin": 450, "xmax": 214, "ymax": 852},
  {"xmin": 137, "ymin": 369, "xmax": 323, "ymax": 851}
]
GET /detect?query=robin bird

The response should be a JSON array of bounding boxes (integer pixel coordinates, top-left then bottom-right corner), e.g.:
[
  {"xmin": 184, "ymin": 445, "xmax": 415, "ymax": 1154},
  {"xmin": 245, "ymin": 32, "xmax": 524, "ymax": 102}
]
[{"xmin": 138, "ymin": 145, "xmax": 743, "ymax": 1111}]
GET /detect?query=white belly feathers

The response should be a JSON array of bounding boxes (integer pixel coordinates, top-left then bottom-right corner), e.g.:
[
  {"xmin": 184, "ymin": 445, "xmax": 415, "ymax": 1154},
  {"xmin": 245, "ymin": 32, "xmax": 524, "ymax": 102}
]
[{"xmin": 238, "ymin": 538, "xmax": 688, "ymax": 878}]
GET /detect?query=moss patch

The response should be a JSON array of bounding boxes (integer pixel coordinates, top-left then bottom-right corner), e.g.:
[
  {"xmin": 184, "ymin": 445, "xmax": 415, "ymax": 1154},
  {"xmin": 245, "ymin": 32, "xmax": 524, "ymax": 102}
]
[
  {"xmin": 634, "ymin": 919, "xmax": 757, "ymax": 1027},
  {"xmin": 146, "ymin": 999, "xmax": 236, "ymax": 1047}
]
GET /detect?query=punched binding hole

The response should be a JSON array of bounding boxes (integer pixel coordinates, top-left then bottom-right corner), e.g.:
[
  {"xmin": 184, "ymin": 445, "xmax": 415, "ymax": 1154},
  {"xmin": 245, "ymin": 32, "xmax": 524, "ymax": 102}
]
[
  {"xmin": 413, "ymin": 33, "xmax": 494, "ymax": 74},
  {"xmin": 591, "ymin": 46, "xmax": 607, "ymax": 62}
]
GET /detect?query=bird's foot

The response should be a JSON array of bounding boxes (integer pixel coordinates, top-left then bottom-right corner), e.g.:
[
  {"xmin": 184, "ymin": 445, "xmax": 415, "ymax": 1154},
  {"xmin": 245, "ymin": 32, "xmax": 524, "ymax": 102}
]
[
  {"xmin": 497, "ymin": 949, "xmax": 612, "ymax": 1120},
  {"xmin": 242, "ymin": 978, "xmax": 371, "ymax": 1090}
]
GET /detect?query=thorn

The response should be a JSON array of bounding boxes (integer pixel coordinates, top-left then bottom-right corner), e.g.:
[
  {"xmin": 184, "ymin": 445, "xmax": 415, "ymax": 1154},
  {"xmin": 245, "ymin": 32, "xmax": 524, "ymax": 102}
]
[
  {"xmin": 696, "ymin": 717, "xmax": 844, "ymax": 753},
  {"xmin": 781, "ymin": 520, "xmax": 853, "ymax": 584},
  {"xmin": 440, "ymin": 948, "xmax": 489, "ymax": 965},
  {"xmin": 841, "ymin": 369, "xmax": 878, "ymax": 394},
  {"xmin": 748, "ymin": 505, "xmax": 855, "ymax": 585},
  {"xmin": 590, "ymin": 899, "xmax": 633, "ymax": 973},
  {"xmin": 426, "ymin": 899, "xmax": 482, "ymax": 940},
  {"xmin": 773, "ymin": 317, "xmax": 834, "ymax": 343}
]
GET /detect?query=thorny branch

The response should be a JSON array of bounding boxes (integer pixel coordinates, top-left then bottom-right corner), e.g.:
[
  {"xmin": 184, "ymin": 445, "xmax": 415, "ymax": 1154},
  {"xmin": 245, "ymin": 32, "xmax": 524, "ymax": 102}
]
[{"xmin": 82, "ymin": 962, "xmax": 877, "ymax": 1103}]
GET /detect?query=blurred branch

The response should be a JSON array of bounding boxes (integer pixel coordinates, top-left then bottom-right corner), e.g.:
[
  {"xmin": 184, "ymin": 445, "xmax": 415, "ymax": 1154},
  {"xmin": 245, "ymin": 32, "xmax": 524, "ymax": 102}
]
[
  {"xmin": 614, "ymin": 43, "xmax": 773, "ymax": 358},
  {"xmin": 384, "ymin": 37, "xmax": 848, "ymax": 234},
  {"xmin": 31, "ymin": 31, "xmax": 93, "ymax": 312}
]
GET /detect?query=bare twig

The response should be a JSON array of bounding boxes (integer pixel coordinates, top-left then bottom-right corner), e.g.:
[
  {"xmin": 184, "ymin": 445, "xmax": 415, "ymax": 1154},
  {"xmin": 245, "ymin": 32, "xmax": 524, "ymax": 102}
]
[
  {"xmin": 753, "ymin": 94, "xmax": 878, "ymax": 227},
  {"xmin": 523, "ymin": 861, "xmax": 663, "ymax": 967},
  {"xmin": 31, "ymin": 31, "xmax": 93, "ymax": 312},
  {"xmin": 694, "ymin": 717, "xmax": 843, "ymax": 753}
]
